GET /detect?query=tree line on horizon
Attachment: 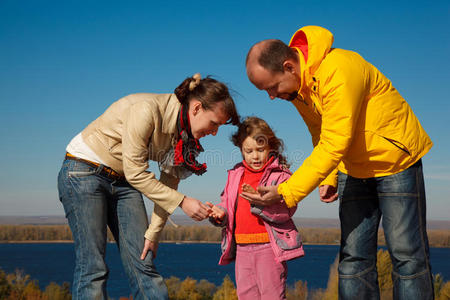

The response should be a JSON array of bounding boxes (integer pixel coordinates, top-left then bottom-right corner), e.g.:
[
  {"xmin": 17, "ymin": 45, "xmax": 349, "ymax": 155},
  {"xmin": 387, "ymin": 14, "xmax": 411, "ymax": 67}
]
[
  {"xmin": 0, "ymin": 224, "xmax": 449, "ymax": 248},
  {"xmin": 1, "ymin": 249, "xmax": 449, "ymax": 300}
]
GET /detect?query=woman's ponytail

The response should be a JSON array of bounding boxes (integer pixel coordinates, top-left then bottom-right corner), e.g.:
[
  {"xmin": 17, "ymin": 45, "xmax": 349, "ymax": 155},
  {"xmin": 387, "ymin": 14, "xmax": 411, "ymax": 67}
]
[{"xmin": 174, "ymin": 73, "xmax": 240, "ymax": 125}]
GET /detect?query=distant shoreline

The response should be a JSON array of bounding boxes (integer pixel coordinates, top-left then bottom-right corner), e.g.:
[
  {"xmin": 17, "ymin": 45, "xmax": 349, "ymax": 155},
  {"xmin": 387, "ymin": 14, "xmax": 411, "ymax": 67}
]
[
  {"xmin": 1, "ymin": 240, "xmax": 450, "ymax": 248},
  {"xmin": 1, "ymin": 216, "xmax": 449, "ymax": 230},
  {"xmin": 0, "ymin": 240, "xmax": 337, "ymax": 245},
  {"xmin": 2, "ymin": 223, "xmax": 450, "ymax": 247}
]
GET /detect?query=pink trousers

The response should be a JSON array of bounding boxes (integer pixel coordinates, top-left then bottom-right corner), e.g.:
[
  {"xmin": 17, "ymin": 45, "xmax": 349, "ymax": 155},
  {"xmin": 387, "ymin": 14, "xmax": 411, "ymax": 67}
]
[{"xmin": 235, "ymin": 243, "xmax": 287, "ymax": 300}]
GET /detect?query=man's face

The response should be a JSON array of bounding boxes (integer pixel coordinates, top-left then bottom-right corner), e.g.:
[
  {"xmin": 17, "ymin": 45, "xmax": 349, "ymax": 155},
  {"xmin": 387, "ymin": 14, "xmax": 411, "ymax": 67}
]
[{"xmin": 247, "ymin": 62, "xmax": 300, "ymax": 101}]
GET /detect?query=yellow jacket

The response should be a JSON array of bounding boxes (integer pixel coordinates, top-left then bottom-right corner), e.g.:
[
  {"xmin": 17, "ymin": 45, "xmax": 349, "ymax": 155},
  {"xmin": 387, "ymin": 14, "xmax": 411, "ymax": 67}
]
[{"xmin": 278, "ymin": 26, "xmax": 433, "ymax": 208}]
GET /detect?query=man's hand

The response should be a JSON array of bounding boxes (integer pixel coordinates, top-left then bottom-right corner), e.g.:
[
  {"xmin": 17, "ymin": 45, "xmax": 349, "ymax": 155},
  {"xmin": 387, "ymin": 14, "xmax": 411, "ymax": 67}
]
[
  {"xmin": 240, "ymin": 185, "xmax": 282, "ymax": 206},
  {"xmin": 179, "ymin": 196, "xmax": 211, "ymax": 221},
  {"xmin": 319, "ymin": 185, "xmax": 338, "ymax": 203},
  {"xmin": 140, "ymin": 239, "xmax": 158, "ymax": 260}
]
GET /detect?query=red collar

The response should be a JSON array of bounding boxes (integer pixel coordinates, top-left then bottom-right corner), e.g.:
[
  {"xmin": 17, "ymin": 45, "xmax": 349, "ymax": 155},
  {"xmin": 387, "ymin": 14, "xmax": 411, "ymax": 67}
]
[{"xmin": 242, "ymin": 156, "xmax": 275, "ymax": 173}]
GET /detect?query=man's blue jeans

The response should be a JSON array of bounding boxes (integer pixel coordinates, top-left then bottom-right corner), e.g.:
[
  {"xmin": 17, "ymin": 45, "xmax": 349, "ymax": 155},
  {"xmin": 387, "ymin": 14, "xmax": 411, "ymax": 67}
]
[
  {"xmin": 337, "ymin": 159, "xmax": 434, "ymax": 300},
  {"xmin": 57, "ymin": 159, "xmax": 168, "ymax": 300}
]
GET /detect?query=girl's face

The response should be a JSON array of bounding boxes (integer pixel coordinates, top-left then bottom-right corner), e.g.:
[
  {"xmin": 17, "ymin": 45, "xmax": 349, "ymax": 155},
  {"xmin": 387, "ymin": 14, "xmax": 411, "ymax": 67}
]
[
  {"xmin": 241, "ymin": 136, "xmax": 270, "ymax": 170},
  {"xmin": 188, "ymin": 99, "xmax": 229, "ymax": 139}
]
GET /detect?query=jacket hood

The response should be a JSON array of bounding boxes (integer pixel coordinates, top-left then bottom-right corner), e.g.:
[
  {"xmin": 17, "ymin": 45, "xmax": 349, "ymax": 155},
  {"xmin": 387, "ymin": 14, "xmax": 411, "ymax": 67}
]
[{"xmin": 289, "ymin": 26, "xmax": 334, "ymax": 91}]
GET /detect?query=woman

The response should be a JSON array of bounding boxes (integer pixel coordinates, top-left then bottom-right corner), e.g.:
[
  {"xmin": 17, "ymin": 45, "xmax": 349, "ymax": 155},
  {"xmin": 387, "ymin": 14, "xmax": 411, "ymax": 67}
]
[{"xmin": 57, "ymin": 74, "xmax": 239, "ymax": 300}]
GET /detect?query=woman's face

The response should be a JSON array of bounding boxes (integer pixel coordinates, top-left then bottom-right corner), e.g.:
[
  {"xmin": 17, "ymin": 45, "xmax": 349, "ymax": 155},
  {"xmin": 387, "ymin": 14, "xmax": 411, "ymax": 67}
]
[
  {"xmin": 241, "ymin": 136, "xmax": 270, "ymax": 170},
  {"xmin": 188, "ymin": 99, "xmax": 229, "ymax": 139}
]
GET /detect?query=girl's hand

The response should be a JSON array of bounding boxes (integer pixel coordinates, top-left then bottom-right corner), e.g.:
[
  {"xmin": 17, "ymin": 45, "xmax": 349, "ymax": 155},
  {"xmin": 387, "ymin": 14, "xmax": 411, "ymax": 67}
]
[
  {"xmin": 141, "ymin": 239, "xmax": 158, "ymax": 260},
  {"xmin": 242, "ymin": 183, "xmax": 258, "ymax": 194},
  {"xmin": 205, "ymin": 202, "xmax": 225, "ymax": 220}
]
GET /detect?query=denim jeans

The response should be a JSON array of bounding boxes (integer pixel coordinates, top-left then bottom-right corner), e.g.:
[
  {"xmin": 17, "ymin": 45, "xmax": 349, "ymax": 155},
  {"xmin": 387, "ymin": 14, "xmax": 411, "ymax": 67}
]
[
  {"xmin": 337, "ymin": 159, "xmax": 434, "ymax": 300},
  {"xmin": 57, "ymin": 159, "xmax": 168, "ymax": 300}
]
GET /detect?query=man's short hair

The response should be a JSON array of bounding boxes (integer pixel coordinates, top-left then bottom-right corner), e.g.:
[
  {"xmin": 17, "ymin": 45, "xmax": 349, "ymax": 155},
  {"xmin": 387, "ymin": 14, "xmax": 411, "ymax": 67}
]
[{"xmin": 248, "ymin": 39, "xmax": 298, "ymax": 73}]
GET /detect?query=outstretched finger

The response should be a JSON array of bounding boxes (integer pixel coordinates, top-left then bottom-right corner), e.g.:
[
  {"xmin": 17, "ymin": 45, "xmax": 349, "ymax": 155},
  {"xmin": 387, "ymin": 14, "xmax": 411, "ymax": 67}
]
[
  {"xmin": 195, "ymin": 202, "xmax": 210, "ymax": 215},
  {"xmin": 199, "ymin": 201, "xmax": 211, "ymax": 210}
]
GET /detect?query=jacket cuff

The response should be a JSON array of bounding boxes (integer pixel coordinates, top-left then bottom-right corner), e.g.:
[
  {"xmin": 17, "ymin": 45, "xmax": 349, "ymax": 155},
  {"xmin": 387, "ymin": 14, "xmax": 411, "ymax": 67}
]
[
  {"xmin": 164, "ymin": 192, "xmax": 185, "ymax": 214},
  {"xmin": 320, "ymin": 167, "xmax": 338, "ymax": 187},
  {"xmin": 278, "ymin": 182, "xmax": 297, "ymax": 208},
  {"xmin": 144, "ymin": 229, "xmax": 161, "ymax": 242}
]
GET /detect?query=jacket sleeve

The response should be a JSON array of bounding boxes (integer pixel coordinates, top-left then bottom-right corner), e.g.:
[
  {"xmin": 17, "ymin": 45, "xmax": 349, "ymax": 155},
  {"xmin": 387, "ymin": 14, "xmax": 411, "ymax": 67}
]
[
  {"xmin": 307, "ymin": 117, "xmax": 338, "ymax": 187},
  {"xmin": 145, "ymin": 172, "xmax": 180, "ymax": 241},
  {"xmin": 122, "ymin": 100, "xmax": 185, "ymax": 214},
  {"xmin": 278, "ymin": 170, "xmax": 297, "ymax": 217},
  {"xmin": 279, "ymin": 55, "xmax": 366, "ymax": 207}
]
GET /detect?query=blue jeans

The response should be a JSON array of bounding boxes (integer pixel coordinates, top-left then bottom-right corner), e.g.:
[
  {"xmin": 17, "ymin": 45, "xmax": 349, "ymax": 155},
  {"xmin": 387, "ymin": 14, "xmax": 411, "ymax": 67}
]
[
  {"xmin": 337, "ymin": 160, "xmax": 434, "ymax": 300},
  {"xmin": 57, "ymin": 159, "xmax": 168, "ymax": 300}
]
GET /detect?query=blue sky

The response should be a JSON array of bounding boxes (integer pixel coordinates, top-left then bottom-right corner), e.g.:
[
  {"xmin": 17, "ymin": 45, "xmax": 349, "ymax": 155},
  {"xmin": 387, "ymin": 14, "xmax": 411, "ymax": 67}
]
[{"xmin": 0, "ymin": 0, "xmax": 449, "ymax": 220}]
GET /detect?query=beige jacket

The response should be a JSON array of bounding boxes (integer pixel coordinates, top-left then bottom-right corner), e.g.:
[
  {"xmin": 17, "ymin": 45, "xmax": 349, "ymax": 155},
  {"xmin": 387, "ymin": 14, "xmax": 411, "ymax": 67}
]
[{"xmin": 82, "ymin": 93, "xmax": 185, "ymax": 242}]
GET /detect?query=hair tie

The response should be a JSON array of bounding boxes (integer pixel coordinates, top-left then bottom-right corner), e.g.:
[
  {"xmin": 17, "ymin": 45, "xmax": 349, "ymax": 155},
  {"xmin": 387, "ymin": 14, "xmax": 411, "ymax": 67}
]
[{"xmin": 188, "ymin": 73, "xmax": 201, "ymax": 91}]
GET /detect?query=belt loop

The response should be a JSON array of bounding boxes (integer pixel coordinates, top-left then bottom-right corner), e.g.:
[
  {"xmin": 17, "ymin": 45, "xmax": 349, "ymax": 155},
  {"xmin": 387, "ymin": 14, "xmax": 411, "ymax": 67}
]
[{"xmin": 96, "ymin": 164, "xmax": 105, "ymax": 175}]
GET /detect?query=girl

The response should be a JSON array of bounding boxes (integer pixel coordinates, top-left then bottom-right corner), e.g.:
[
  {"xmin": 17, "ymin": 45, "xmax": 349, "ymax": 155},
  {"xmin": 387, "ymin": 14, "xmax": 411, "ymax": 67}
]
[
  {"xmin": 208, "ymin": 117, "xmax": 304, "ymax": 300},
  {"xmin": 58, "ymin": 74, "xmax": 239, "ymax": 300}
]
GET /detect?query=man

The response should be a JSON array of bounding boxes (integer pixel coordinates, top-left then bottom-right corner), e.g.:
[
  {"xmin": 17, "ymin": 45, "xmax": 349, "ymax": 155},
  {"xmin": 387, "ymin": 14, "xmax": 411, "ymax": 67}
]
[{"xmin": 243, "ymin": 25, "xmax": 434, "ymax": 299}]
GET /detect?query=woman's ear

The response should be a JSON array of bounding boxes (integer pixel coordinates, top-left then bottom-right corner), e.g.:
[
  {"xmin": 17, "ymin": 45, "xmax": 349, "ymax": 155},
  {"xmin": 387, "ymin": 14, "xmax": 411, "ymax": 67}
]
[{"xmin": 191, "ymin": 100, "xmax": 202, "ymax": 116}]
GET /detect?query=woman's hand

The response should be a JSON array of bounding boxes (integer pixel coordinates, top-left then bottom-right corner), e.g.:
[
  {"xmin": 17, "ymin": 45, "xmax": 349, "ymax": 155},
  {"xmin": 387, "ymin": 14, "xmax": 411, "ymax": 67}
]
[
  {"xmin": 240, "ymin": 185, "xmax": 283, "ymax": 206},
  {"xmin": 319, "ymin": 185, "xmax": 338, "ymax": 203},
  {"xmin": 180, "ymin": 196, "xmax": 211, "ymax": 221},
  {"xmin": 140, "ymin": 239, "xmax": 158, "ymax": 260}
]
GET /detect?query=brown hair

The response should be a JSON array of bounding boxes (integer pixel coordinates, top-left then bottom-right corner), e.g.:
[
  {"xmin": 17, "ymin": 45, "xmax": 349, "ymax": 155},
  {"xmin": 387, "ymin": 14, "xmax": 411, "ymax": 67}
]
[
  {"xmin": 231, "ymin": 116, "xmax": 289, "ymax": 167},
  {"xmin": 174, "ymin": 75, "xmax": 240, "ymax": 125},
  {"xmin": 246, "ymin": 39, "xmax": 298, "ymax": 73}
]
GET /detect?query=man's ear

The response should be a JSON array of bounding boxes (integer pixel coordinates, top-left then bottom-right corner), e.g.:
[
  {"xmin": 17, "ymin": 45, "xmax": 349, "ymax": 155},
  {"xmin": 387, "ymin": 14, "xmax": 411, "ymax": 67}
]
[{"xmin": 283, "ymin": 60, "xmax": 296, "ymax": 73}]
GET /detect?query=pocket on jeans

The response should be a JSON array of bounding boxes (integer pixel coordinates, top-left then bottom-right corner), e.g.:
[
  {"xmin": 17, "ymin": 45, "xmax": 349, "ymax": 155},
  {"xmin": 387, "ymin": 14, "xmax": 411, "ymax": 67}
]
[
  {"xmin": 66, "ymin": 168, "xmax": 101, "ymax": 196},
  {"xmin": 68, "ymin": 170, "xmax": 96, "ymax": 178}
]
